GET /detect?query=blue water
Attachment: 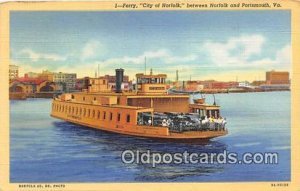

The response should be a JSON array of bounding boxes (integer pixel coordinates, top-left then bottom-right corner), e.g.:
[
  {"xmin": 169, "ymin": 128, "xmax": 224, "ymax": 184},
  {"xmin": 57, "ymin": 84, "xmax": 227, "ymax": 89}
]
[{"xmin": 10, "ymin": 91, "xmax": 290, "ymax": 182}]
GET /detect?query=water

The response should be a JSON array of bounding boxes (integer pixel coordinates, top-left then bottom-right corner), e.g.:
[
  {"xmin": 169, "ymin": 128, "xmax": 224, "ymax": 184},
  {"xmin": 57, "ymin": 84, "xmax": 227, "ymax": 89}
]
[{"xmin": 10, "ymin": 91, "xmax": 290, "ymax": 182}]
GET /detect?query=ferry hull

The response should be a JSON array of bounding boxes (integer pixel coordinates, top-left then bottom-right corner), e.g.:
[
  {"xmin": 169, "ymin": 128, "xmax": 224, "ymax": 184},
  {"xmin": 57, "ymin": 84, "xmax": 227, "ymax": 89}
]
[{"xmin": 51, "ymin": 113, "xmax": 228, "ymax": 141}]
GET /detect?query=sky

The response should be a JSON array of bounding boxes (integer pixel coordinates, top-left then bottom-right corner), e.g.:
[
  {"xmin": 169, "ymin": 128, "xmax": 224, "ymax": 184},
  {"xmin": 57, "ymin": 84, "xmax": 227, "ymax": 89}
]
[{"xmin": 10, "ymin": 11, "xmax": 291, "ymax": 81}]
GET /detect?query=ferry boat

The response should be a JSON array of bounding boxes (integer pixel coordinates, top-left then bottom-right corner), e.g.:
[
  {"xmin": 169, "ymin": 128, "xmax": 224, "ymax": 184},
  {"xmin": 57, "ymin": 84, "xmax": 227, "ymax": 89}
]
[{"xmin": 50, "ymin": 69, "xmax": 228, "ymax": 141}]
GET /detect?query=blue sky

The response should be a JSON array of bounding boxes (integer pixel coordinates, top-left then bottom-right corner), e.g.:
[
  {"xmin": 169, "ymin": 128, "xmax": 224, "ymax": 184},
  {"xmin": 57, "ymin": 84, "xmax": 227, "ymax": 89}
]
[{"xmin": 10, "ymin": 11, "xmax": 291, "ymax": 81}]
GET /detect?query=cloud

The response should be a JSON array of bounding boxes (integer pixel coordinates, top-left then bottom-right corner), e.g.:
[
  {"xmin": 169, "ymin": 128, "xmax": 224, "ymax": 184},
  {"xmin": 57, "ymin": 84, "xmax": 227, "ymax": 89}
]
[
  {"xmin": 107, "ymin": 49, "xmax": 197, "ymax": 65},
  {"xmin": 165, "ymin": 54, "xmax": 198, "ymax": 64},
  {"xmin": 199, "ymin": 34, "xmax": 291, "ymax": 71},
  {"xmin": 58, "ymin": 49, "xmax": 198, "ymax": 78},
  {"xmin": 81, "ymin": 40, "xmax": 104, "ymax": 61},
  {"xmin": 201, "ymin": 34, "xmax": 266, "ymax": 66},
  {"xmin": 248, "ymin": 44, "xmax": 291, "ymax": 68},
  {"xmin": 10, "ymin": 59, "xmax": 49, "ymax": 77},
  {"xmin": 275, "ymin": 44, "xmax": 291, "ymax": 66},
  {"xmin": 19, "ymin": 48, "xmax": 67, "ymax": 62},
  {"xmin": 13, "ymin": 34, "xmax": 290, "ymax": 81}
]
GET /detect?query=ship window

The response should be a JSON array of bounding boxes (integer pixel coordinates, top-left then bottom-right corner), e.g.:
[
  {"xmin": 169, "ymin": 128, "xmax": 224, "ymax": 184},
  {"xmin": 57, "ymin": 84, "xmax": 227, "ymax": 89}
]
[
  {"xmin": 88, "ymin": 109, "xmax": 90, "ymax": 117},
  {"xmin": 83, "ymin": 108, "xmax": 86, "ymax": 116},
  {"xmin": 92, "ymin": 110, "xmax": 95, "ymax": 118},
  {"xmin": 103, "ymin": 112, "xmax": 106, "ymax": 119},
  {"xmin": 117, "ymin": 113, "xmax": 121, "ymax": 122},
  {"xmin": 62, "ymin": 105, "xmax": 64, "ymax": 112},
  {"xmin": 72, "ymin": 107, "xmax": 74, "ymax": 114},
  {"xmin": 97, "ymin": 111, "xmax": 100, "ymax": 119},
  {"xmin": 68, "ymin": 106, "xmax": 71, "ymax": 114},
  {"xmin": 79, "ymin": 108, "xmax": 82, "ymax": 116},
  {"xmin": 71, "ymin": 94, "xmax": 74, "ymax": 99},
  {"xmin": 83, "ymin": 97, "xmax": 85, "ymax": 101},
  {"xmin": 94, "ymin": 97, "xmax": 96, "ymax": 101},
  {"xmin": 110, "ymin": 112, "xmax": 113, "ymax": 121},
  {"xmin": 206, "ymin": 110, "xmax": 210, "ymax": 118},
  {"xmin": 76, "ymin": 107, "xmax": 78, "ymax": 115},
  {"xmin": 126, "ymin": 114, "xmax": 130, "ymax": 123}
]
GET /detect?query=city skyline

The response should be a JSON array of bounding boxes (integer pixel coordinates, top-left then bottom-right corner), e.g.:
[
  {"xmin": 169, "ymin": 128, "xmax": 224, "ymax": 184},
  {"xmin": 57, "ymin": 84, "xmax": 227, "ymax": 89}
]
[{"xmin": 10, "ymin": 11, "xmax": 291, "ymax": 81}]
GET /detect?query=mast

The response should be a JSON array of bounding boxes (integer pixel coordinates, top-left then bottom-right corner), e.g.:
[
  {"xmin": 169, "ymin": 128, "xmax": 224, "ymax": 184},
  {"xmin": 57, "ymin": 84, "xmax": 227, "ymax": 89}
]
[{"xmin": 144, "ymin": 57, "xmax": 147, "ymax": 75}]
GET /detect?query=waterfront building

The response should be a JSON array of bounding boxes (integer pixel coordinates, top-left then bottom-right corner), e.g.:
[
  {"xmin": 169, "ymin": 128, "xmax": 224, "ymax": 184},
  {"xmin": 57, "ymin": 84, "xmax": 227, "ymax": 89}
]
[
  {"xmin": 53, "ymin": 72, "xmax": 77, "ymax": 92},
  {"xmin": 238, "ymin": 81, "xmax": 252, "ymax": 88},
  {"xmin": 251, "ymin": 80, "xmax": 266, "ymax": 86},
  {"xmin": 24, "ymin": 70, "xmax": 77, "ymax": 92},
  {"xmin": 173, "ymin": 80, "xmax": 238, "ymax": 91},
  {"xmin": 266, "ymin": 70, "xmax": 290, "ymax": 85},
  {"xmin": 25, "ymin": 72, "xmax": 39, "ymax": 78},
  {"xmin": 186, "ymin": 81, "xmax": 204, "ymax": 91},
  {"xmin": 39, "ymin": 70, "xmax": 54, "ymax": 81},
  {"xmin": 9, "ymin": 77, "xmax": 58, "ymax": 94},
  {"xmin": 9, "ymin": 65, "xmax": 19, "ymax": 80},
  {"xmin": 194, "ymin": 80, "xmax": 238, "ymax": 90},
  {"xmin": 259, "ymin": 84, "xmax": 290, "ymax": 91},
  {"xmin": 210, "ymin": 81, "xmax": 239, "ymax": 89}
]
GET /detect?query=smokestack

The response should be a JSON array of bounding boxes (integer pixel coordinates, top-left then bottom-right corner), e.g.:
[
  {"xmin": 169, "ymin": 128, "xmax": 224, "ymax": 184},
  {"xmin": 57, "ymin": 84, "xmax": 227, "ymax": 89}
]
[{"xmin": 115, "ymin": 68, "xmax": 124, "ymax": 93}]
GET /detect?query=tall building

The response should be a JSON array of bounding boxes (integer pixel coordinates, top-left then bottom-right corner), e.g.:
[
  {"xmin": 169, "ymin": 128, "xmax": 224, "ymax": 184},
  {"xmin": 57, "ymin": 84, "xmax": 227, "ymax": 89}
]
[
  {"xmin": 266, "ymin": 70, "xmax": 290, "ymax": 85},
  {"xmin": 53, "ymin": 72, "xmax": 77, "ymax": 92},
  {"xmin": 25, "ymin": 72, "xmax": 39, "ymax": 78},
  {"xmin": 39, "ymin": 70, "xmax": 54, "ymax": 81},
  {"xmin": 9, "ymin": 65, "xmax": 19, "ymax": 80}
]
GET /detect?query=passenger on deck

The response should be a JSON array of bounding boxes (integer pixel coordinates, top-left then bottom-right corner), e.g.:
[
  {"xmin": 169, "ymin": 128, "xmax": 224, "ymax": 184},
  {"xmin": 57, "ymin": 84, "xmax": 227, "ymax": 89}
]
[
  {"xmin": 201, "ymin": 116, "xmax": 208, "ymax": 130},
  {"xmin": 222, "ymin": 117, "xmax": 227, "ymax": 130},
  {"xmin": 216, "ymin": 117, "xmax": 222, "ymax": 130},
  {"xmin": 209, "ymin": 116, "xmax": 215, "ymax": 130},
  {"xmin": 162, "ymin": 119, "xmax": 168, "ymax": 127},
  {"xmin": 138, "ymin": 119, "xmax": 143, "ymax": 125}
]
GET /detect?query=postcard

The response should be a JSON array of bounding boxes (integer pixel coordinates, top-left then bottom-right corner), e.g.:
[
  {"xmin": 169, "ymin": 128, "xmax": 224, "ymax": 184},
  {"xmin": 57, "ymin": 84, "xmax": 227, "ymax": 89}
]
[{"xmin": 0, "ymin": 0, "xmax": 300, "ymax": 191}]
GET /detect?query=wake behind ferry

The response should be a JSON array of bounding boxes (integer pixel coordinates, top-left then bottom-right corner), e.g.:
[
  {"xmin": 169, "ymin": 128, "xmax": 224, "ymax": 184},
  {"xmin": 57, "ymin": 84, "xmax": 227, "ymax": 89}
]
[{"xmin": 50, "ymin": 69, "xmax": 228, "ymax": 141}]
